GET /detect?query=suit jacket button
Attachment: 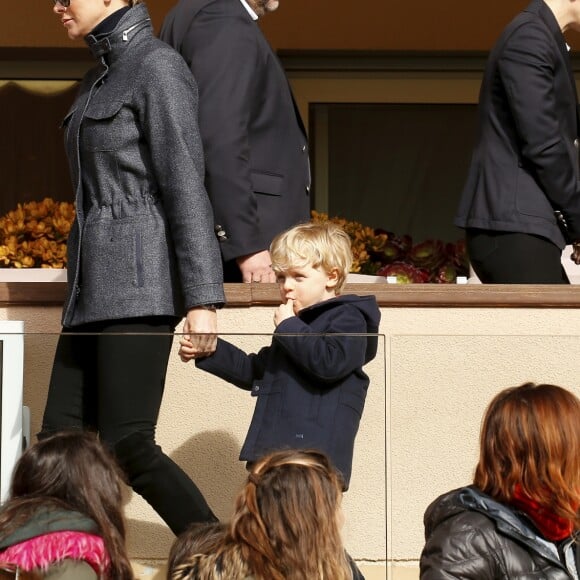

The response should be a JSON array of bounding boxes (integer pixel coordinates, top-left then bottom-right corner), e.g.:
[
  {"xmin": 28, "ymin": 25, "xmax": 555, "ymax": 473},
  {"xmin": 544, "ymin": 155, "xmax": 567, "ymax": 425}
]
[
  {"xmin": 214, "ymin": 224, "xmax": 228, "ymax": 242},
  {"xmin": 575, "ymin": 138, "xmax": 580, "ymax": 149},
  {"xmin": 252, "ymin": 385, "xmax": 260, "ymax": 393},
  {"xmin": 305, "ymin": 185, "xmax": 311, "ymax": 194},
  {"xmin": 302, "ymin": 144, "xmax": 307, "ymax": 152}
]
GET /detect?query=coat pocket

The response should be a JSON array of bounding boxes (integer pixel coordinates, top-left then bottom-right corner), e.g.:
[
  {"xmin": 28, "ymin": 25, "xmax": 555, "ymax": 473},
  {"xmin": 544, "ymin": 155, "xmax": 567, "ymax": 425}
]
[
  {"xmin": 340, "ymin": 389, "xmax": 367, "ymax": 418},
  {"xmin": 249, "ymin": 381, "xmax": 284, "ymax": 445},
  {"xmin": 61, "ymin": 108, "xmax": 77, "ymax": 145},
  {"xmin": 82, "ymin": 100, "xmax": 126, "ymax": 152},
  {"xmin": 60, "ymin": 108, "xmax": 76, "ymax": 129}
]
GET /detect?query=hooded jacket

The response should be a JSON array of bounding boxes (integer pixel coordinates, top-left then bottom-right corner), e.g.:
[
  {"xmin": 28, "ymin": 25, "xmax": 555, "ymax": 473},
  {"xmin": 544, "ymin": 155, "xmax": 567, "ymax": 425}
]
[
  {"xmin": 420, "ymin": 486, "xmax": 580, "ymax": 579},
  {"xmin": 196, "ymin": 294, "xmax": 381, "ymax": 488},
  {"xmin": 0, "ymin": 507, "xmax": 108, "ymax": 579},
  {"xmin": 61, "ymin": 3, "xmax": 224, "ymax": 327}
]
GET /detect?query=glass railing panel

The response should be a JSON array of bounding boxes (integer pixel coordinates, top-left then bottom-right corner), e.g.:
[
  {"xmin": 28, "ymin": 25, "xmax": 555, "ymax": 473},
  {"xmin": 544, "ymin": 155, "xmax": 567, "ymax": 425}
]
[{"xmin": 0, "ymin": 329, "xmax": 387, "ymax": 572}]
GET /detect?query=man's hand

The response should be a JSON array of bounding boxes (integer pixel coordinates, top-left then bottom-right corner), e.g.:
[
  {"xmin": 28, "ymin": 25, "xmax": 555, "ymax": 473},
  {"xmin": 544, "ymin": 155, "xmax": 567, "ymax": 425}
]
[
  {"xmin": 178, "ymin": 307, "xmax": 218, "ymax": 362},
  {"xmin": 572, "ymin": 242, "xmax": 580, "ymax": 265},
  {"xmin": 274, "ymin": 299, "xmax": 295, "ymax": 327},
  {"xmin": 237, "ymin": 250, "xmax": 276, "ymax": 283}
]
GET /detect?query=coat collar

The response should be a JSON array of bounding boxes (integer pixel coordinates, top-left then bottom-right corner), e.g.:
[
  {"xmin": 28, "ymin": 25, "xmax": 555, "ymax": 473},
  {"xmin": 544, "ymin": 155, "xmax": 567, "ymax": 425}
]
[
  {"xmin": 0, "ymin": 507, "xmax": 98, "ymax": 549},
  {"xmin": 85, "ymin": 3, "xmax": 152, "ymax": 65},
  {"xmin": 457, "ymin": 487, "xmax": 579, "ymax": 570}
]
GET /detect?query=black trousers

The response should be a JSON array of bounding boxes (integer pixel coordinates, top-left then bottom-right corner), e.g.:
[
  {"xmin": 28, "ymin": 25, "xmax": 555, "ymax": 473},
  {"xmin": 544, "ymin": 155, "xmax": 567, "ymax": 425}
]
[
  {"xmin": 40, "ymin": 316, "xmax": 216, "ymax": 535},
  {"xmin": 466, "ymin": 229, "xmax": 570, "ymax": 284}
]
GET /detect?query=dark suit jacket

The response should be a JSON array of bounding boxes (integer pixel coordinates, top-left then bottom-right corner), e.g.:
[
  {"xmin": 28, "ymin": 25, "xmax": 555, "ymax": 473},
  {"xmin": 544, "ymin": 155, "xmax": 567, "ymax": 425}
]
[
  {"xmin": 160, "ymin": 0, "xmax": 311, "ymax": 272},
  {"xmin": 455, "ymin": 0, "xmax": 580, "ymax": 248}
]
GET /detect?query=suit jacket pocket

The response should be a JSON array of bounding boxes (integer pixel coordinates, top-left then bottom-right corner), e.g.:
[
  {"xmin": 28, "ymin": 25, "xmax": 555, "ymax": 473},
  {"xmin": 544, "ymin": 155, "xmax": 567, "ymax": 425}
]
[{"xmin": 251, "ymin": 171, "xmax": 283, "ymax": 196}]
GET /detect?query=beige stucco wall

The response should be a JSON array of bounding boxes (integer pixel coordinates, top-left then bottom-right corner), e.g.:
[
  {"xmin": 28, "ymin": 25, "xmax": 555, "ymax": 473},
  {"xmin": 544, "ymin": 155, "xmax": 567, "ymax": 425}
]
[
  {"xmin": 0, "ymin": 304, "xmax": 387, "ymax": 572},
  {"xmin": 6, "ymin": 301, "xmax": 580, "ymax": 578},
  {"xmin": 385, "ymin": 308, "xmax": 580, "ymax": 578}
]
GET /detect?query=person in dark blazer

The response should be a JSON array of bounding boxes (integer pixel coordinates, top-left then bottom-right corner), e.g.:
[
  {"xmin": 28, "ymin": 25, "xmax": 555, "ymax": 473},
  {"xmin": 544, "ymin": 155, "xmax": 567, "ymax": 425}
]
[
  {"xmin": 160, "ymin": 0, "xmax": 311, "ymax": 283},
  {"xmin": 455, "ymin": 0, "xmax": 580, "ymax": 283}
]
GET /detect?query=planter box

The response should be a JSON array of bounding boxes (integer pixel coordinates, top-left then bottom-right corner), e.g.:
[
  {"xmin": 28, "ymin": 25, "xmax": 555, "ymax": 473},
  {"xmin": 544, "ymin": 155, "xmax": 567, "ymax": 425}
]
[
  {"xmin": 0, "ymin": 269, "xmax": 67, "ymax": 282},
  {"xmin": 347, "ymin": 273, "xmax": 467, "ymax": 284},
  {"xmin": 347, "ymin": 273, "xmax": 387, "ymax": 283}
]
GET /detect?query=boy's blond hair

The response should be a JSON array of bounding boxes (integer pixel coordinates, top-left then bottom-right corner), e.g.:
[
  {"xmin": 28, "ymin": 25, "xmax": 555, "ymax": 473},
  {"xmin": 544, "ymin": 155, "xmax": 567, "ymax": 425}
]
[{"xmin": 270, "ymin": 222, "xmax": 352, "ymax": 294}]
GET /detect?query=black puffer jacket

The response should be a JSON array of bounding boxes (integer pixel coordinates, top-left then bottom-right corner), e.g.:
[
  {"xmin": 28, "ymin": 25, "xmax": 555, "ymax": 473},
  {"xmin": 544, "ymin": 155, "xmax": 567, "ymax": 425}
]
[{"xmin": 420, "ymin": 486, "xmax": 580, "ymax": 579}]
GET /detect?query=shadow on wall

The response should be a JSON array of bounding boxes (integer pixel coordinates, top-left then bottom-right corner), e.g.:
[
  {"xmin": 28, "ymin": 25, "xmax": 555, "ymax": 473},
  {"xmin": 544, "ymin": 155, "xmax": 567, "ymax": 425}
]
[
  {"xmin": 19, "ymin": 332, "xmax": 249, "ymax": 556},
  {"xmin": 171, "ymin": 429, "xmax": 249, "ymax": 521},
  {"xmin": 125, "ymin": 429, "xmax": 248, "ymax": 557},
  {"xmin": 23, "ymin": 332, "xmax": 61, "ymax": 438}
]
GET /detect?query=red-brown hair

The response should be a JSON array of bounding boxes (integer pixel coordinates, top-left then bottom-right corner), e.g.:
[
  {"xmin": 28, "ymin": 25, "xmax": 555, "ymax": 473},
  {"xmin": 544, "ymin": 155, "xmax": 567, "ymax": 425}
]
[{"xmin": 474, "ymin": 382, "xmax": 580, "ymax": 528}]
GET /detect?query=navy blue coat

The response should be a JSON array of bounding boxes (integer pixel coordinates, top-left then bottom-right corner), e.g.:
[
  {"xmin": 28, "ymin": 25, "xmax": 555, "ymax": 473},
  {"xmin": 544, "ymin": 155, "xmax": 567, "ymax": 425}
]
[{"xmin": 196, "ymin": 295, "xmax": 381, "ymax": 488}]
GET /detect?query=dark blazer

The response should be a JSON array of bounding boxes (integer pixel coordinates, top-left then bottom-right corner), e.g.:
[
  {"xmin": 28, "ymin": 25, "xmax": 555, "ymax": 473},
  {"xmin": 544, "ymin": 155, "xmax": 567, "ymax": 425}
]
[
  {"xmin": 196, "ymin": 295, "xmax": 381, "ymax": 488},
  {"xmin": 455, "ymin": 0, "xmax": 580, "ymax": 249},
  {"xmin": 160, "ymin": 0, "xmax": 311, "ymax": 269}
]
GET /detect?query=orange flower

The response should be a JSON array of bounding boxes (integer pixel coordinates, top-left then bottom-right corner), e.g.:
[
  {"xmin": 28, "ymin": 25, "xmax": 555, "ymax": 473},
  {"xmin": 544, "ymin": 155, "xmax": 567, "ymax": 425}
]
[
  {"xmin": 0, "ymin": 198, "xmax": 75, "ymax": 268},
  {"xmin": 311, "ymin": 210, "xmax": 388, "ymax": 274}
]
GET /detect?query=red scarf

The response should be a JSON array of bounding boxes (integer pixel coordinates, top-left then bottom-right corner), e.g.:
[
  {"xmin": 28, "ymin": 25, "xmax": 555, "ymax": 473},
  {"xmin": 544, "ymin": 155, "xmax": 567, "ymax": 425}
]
[{"xmin": 511, "ymin": 485, "xmax": 574, "ymax": 542}]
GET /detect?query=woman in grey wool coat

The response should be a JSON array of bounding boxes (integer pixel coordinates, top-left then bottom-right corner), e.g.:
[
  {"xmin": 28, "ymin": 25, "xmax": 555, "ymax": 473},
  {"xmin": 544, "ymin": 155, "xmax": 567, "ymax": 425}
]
[{"xmin": 41, "ymin": 0, "xmax": 225, "ymax": 535}]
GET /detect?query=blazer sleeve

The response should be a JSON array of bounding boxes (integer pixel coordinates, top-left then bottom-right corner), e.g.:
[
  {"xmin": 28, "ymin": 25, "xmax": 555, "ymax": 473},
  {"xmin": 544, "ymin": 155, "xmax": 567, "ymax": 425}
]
[
  {"xmin": 179, "ymin": 6, "xmax": 271, "ymax": 261},
  {"xmin": 498, "ymin": 21, "xmax": 580, "ymax": 239}
]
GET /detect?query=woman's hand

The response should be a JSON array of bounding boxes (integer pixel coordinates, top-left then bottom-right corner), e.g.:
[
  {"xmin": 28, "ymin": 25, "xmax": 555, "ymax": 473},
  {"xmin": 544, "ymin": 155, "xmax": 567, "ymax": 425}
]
[{"xmin": 179, "ymin": 307, "xmax": 218, "ymax": 362}]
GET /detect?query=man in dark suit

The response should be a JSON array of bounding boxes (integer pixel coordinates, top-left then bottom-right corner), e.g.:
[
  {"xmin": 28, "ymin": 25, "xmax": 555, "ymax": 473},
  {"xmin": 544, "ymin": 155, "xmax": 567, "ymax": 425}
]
[
  {"xmin": 455, "ymin": 0, "xmax": 580, "ymax": 283},
  {"xmin": 160, "ymin": 0, "xmax": 311, "ymax": 283}
]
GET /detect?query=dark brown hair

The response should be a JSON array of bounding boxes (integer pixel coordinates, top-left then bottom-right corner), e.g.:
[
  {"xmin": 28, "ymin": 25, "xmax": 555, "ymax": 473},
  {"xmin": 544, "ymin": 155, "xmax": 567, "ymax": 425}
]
[
  {"xmin": 0, "ymin": 430, "xmax": 133, "ymax": 579},
  {"xmin": 474, "ymin": 382, "xmax": 580, "ymax": 527}
]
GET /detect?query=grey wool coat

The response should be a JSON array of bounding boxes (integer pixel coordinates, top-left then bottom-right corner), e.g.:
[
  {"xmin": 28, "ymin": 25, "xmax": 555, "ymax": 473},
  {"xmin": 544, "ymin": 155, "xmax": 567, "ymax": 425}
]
[{"xmin": 61, "ymin": 3, "xmax": 224, "ymax": 327}]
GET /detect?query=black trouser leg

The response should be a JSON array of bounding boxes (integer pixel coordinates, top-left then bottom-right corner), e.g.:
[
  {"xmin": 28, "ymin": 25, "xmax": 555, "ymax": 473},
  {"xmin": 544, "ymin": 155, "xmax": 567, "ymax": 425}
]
[
  {"xmin": 113, "ymin": 432, "xmax": 217, "ymax": 535},
  {"xmin": 466, "ymin": 230, "xmax": 569, "ymax": 284},
  {"xmin": 41, "ymin": 317, "xmax": 216, "ymax": 535}
]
